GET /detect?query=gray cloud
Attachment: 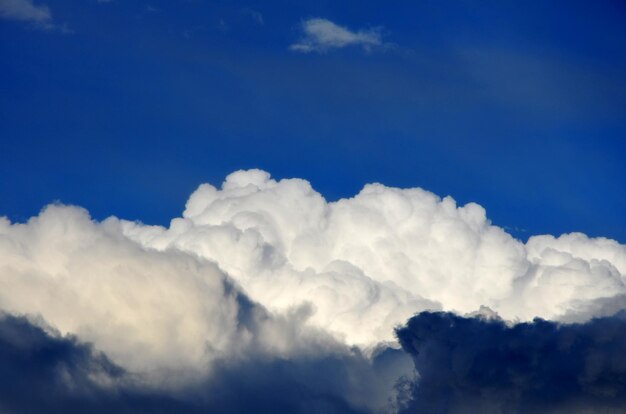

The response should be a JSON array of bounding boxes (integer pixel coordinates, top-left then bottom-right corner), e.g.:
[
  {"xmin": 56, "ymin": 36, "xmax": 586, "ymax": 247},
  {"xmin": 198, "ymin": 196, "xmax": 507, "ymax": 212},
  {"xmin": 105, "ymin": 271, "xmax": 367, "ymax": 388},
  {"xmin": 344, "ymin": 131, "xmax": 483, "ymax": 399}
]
[
  {"xmin": 396, "ymin": 311, "xmax": 626, "ymax": 413},
  {"xmin": 0, "ymin": 311, "xmax": 414, "ymax": 413},
  {"xmin": 0, "ymin": 312, "xmax": 129, "ymax": 413},
  {"xmin": 5, "ymin": 307, "xmax": 626, "ymax": 413}
]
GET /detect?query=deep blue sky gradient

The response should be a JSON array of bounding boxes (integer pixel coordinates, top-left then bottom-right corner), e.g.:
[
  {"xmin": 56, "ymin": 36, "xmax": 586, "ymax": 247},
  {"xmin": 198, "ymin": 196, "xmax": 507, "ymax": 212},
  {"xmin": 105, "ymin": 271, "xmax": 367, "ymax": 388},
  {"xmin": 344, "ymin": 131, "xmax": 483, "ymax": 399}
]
[{"xmin": 1, "ymin": 0, "xmax": 625, "ymax": 241}]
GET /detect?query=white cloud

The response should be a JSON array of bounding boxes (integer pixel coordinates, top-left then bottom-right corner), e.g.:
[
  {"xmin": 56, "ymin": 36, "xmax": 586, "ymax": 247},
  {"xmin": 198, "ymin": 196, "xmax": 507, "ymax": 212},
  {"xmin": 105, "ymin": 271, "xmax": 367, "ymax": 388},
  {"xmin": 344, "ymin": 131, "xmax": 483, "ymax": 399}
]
[
  {"xmin": 0, "ymin": 0, "xmax": 50, "ymax": 23},
  {"xmin": 0, "ymin": 203, "xmax": 410, "ymax": 410},
  {"xmin": 290, "ymin": 18, "xmax": 382, "ymax": 53},
  {"xmin": 0, "ymin": 205, "xmax": 347, "ymax": 384},
  {"xmin": 120, "ymin": 170, "xmax": 626, "ymax": 345},
  {"xmin": 0, "ymin": 169, "xmax": 624, "ymax": 403}
]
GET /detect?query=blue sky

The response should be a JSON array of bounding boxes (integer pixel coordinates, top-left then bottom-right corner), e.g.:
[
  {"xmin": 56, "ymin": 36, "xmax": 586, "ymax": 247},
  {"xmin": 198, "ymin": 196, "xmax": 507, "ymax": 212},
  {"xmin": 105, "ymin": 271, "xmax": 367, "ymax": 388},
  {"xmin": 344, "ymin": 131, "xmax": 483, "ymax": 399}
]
[
  {"xmin": 1, "ymin": 3, "xmax": 626, "ymax": 412},
  {"xmin": 1, "ymin": 0, "xmax": 625, "ymax": 242}
]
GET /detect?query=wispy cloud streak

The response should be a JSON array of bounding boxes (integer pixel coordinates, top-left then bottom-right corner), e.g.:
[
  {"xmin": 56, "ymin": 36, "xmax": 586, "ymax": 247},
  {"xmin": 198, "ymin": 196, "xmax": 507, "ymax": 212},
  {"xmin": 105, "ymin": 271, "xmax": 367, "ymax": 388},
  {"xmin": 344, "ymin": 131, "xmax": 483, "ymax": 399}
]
[
  {"xmin": 0, "ymin": 0, "xmax": 70, "ymax": 32},
  {"xmin": 0, "ymin": 0, "xmax": 50, "ymax": 23},
  {"xmin": 290, "ymin": 18, "xmax": 382, "ymax": 53}
]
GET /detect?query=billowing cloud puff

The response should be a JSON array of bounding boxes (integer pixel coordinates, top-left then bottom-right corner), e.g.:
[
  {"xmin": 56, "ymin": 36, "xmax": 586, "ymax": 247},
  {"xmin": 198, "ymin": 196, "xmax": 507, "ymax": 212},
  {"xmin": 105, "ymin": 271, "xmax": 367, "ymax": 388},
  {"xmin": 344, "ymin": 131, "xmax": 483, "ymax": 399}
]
[
  {"xmin": 0, "ymin": 169, "xmax": 625, "ymax": 412},
  {"xmin": 0, "ymin": 202, "xmax": 411, "ymax": 412},
  {"xmin": 0, "ymin": 204, "xmax": 349, "ymax": 380},
  {"xmin": 119, "ymin": 170, "xmax": 626, "ymax": 347}
]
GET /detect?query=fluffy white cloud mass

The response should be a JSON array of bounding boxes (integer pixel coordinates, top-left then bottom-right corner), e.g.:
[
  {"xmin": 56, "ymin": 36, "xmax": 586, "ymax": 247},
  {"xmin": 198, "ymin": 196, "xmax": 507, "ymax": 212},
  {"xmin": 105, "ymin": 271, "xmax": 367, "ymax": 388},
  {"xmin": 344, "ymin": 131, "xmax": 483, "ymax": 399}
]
[
  {"xmin": 120, "ymin": 170, "xmax": 626, "ymax": 345},
  {"xmin": 0, "ymin": 204, "xmax": 347, "ymax": 384},
  {"xmin": 290, "ymin": 18, "xmax": 382, "ymax": 53},
  {"xmin": 0, "ymin": 169, "xmax": 624, "ymax": 397}
]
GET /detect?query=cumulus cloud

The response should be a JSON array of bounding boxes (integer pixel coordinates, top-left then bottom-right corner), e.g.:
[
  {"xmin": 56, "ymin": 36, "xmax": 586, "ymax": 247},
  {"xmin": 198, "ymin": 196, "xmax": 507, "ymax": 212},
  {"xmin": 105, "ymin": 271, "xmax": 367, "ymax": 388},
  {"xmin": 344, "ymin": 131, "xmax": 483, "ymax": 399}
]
[
  {"xmin": 119, "ymin": 170, "xmax": 626, "ymax": 347},
  {"xmin": 0, "ymin": 204, "xmax": 345, "ymax": 379},
  {"xmin": 1, "ymin": 169, "xmax": 625, "ymax": 412},
  {"xmin": 396, "ymin": 311, "xmax": 626, "ymax": 413},
  {"xmin": 290, "ymin": 18, "xmax": 383, "ymax": 53},
  {"xmin": 0, "ymin": 203, "xmax": 411, "ymax": 412}
]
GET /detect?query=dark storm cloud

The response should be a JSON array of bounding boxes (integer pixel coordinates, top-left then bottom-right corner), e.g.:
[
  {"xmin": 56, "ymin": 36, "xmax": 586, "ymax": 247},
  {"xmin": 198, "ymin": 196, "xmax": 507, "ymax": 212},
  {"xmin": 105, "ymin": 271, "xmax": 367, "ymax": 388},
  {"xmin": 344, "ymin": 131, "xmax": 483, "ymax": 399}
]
[
  {"xmin": 4, "ymin": 306, "xmax": 626, "ymax": 414},
  {"xmin": 396, "ymin": 311, "xmax": 626, "ymax": 414},
  {"xmin": 0, "ymin": 312, "xmax": 120, "ymax": 413},
  {"xmin": 0, "ymin": 312, "xmax": 204, "ymax": 413},
  {"xmin": 0, "ymin": 312, "xmax": 414, "ymax": 413}
]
